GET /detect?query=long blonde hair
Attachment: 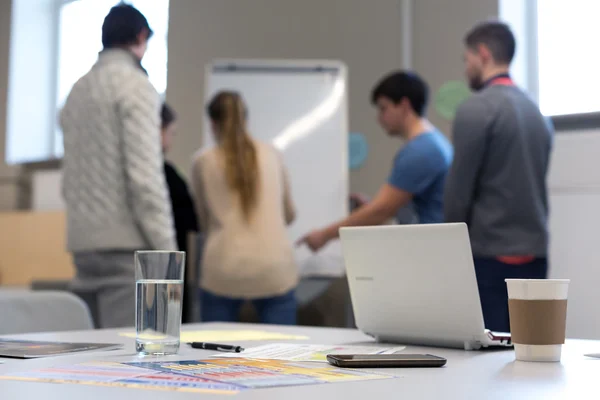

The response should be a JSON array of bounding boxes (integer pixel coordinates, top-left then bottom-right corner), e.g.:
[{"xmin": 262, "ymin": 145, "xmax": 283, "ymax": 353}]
[{"xmin": 207, "ymin": 91, "xmax": 259, "ymax": 220}]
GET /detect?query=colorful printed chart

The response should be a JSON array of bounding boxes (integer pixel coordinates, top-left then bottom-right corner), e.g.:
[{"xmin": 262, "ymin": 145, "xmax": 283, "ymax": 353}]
[
  {"xmin": 127, "ymin": 358, "xmax": 394, "ymax": 389},
  {"xmin": 1, "ymin": 358, "xmax": 395, "ymax": 394},
  {"xmin": 0, "ymin": 361, "xmax": 239, "ymax": 394}
]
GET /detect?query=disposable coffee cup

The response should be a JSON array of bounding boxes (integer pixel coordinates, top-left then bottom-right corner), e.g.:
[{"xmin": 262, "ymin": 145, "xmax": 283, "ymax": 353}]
[{"xmin": 506, "ymin": 279, "xmax": 569, "ymax": 362}]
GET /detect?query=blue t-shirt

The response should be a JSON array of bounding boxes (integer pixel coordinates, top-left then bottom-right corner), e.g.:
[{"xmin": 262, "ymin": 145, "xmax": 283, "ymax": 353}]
[{"xmin": 388, "ymin": 131, "xmax": 453, "ymax": 224}]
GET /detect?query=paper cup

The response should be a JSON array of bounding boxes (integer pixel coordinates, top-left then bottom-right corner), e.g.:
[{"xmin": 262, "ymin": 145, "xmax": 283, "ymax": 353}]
[{"xmin": 506, "ymin": 279, "xmax": 569, "ymax": 362}]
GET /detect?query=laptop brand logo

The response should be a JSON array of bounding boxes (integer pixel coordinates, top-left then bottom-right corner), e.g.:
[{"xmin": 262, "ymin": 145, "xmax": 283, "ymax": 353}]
[{"xmin": 355, "ymin": 276, "xmax": 374, "ymax": 281}]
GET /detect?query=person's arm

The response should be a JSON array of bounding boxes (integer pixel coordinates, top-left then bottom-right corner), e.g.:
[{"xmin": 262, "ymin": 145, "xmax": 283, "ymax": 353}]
[
  {"xmin": 190, "ymin": 156, "xmax": 209, "ymax": 233},
  {"xmin": 444, "ymin": 100, "xmax": 491, "ymax": 224},
  {"xmin": 276, "ymin": 151, "xmax": 296, "ymax": 225},
  {"xmin": 120, "ymin": 73, "xmax": 176, "ymax": 251},
  {"xmin": 320, "ymin": 183, "xmax": 412, "ymax": 238},
  {"xmin": 282, "ymin": 166, "xmax": 296, "ymax": 225},
  {"xmin": 299, "ymin": 141, "xmax": 443, "ymax": 252}
]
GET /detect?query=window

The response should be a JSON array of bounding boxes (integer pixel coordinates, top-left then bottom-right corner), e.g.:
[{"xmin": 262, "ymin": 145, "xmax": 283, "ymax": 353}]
[
  {"xmin": 536, "ymin": 0, "xmax": 600, "ymax": 117},
  {"xmin": 55, "ymin": 0, "xmax": 169, "ymax": 157},
  {"xmin": 501, "ymin": 0, "xmax": 600, "ymax": 118},
  {"xmin": 5, "ymin": 0, "xmax": 169, "ymax": 164},
  {"xmin": 5, "ymin": 0, "xmax": 57, "ymax": 164}
]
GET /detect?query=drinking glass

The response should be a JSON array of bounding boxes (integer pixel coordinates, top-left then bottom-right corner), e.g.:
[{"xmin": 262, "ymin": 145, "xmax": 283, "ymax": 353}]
[{"xmin": 135, "ymin": 251, "xmax": 185, "ymax": 355}]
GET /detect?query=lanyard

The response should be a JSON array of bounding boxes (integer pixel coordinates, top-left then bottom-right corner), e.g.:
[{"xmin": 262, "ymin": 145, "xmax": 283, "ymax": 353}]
[
  {"xmin": 489, "ymin": 77, "xmax": 515, "ymax": 87},
  {"xmin": 486, "ymin": 74, "xmax": 515, "ymax": 87}
]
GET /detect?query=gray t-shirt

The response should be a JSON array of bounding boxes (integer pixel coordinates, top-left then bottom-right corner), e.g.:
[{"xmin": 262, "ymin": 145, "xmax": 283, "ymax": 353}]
[{"xmin": 444, "ymin": 84, "xmax": 553, "ymax": 258}]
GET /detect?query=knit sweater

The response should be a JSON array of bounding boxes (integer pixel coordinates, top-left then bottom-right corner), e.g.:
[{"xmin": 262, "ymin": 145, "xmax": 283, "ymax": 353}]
[
  {"xmin": 444, "ymin": 84, "xmax": 553, "ymax": 257},
  {"xmin": 190, "ymin": 141, "xmax": 298, "ymax": 299},
  {"xmin": 60, "ymin": 49, "xmax": 176, "ymax": 252}
]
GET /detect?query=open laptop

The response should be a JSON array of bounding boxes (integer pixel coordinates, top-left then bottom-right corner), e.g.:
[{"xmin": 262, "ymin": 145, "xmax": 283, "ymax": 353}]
[{"xmin": 339, "ymin": 223, "xmax": 512, "ymax": 350}]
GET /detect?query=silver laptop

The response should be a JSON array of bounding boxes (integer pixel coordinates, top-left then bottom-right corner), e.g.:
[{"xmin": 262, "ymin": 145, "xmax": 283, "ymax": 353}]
[{"xmin": 339, "ymin": 223, "xmax": 511, "ymax": 350}]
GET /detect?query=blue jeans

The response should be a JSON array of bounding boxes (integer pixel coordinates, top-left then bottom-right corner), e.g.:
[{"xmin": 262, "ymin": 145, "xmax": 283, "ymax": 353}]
[
  {"xmin": 200, "ymin": 289, "xmax": 297, "ymax": 325},
  {"xmin": 474, "ymin": 257, "xmax": 548, "ymax": 333}
]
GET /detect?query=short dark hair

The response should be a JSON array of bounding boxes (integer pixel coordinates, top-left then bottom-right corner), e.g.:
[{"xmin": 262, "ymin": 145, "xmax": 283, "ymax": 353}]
[
  {"xmin": 465, "ymin": 21, "xmax": 516, "ymax": 65},
  {"xmin": 371, "ymin": 71, "xmax": 429, "ymax": 116},
  {"xmin": 161, "ymin": 103, "xmax": 176, "ymax": 129},
  {"xmin": 102, "ymin": 4, "xmax": 153, "ymax": 49}
]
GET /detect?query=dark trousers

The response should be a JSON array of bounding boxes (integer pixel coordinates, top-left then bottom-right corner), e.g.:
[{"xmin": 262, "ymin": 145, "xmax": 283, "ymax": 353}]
[
  {"xmin": 474, "ymin": 257, "xmax": 548, "ymax": 333},
  {"xmin": 200, "ymin": 289, "xmax": 297, "ymax": 325}
]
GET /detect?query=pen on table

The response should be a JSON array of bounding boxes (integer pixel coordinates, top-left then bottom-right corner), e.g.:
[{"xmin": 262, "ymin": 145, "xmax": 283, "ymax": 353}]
[{"xmin": 188, "ymin": 342, "xmax": 245, "ymax": 353}]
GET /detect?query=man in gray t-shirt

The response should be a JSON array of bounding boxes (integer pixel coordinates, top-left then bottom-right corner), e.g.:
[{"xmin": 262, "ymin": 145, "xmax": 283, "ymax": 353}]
[{"xmin": 444, "ymin": 21, "xmax": 553, "ymax": 333}]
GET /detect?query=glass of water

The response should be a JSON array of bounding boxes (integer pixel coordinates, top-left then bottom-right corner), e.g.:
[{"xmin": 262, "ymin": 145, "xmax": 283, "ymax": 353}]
[{"xmin": 135, "ymin": 251, "xmax": 185, "ymax": 355}]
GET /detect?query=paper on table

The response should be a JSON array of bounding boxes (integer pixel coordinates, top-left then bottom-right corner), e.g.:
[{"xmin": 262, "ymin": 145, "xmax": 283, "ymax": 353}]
[
  {"xmin": 119, "ymin": 330, "xmax": 309, "ymax": 342},
  {"xmin": 1, "ymin": 359, "xmax": 395, "ymax": 393},
  {"xmin": 0, "ymin": 361, "xmax": 240, "ymax": 394},
  {"xmin": 213, "ymin": 343, "xmax": 406, "ymax": 363},
  {"xmin": 126, "ymin": 358, "xmax": 395, "ymax": 388}
]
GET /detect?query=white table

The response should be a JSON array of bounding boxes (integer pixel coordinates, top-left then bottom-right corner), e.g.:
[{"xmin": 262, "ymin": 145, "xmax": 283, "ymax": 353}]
[{"xmin": 1, "ymin": 323, "xmax": 599, "ymax": 399}]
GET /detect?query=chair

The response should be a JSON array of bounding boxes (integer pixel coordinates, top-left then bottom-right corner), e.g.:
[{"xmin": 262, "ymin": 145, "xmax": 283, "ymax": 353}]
[
  {"xmin": 30, "ymin": 280, "xmax": 100, "ymax": 328},
  {"xmin": 0, "ymin": 290, "xmax": 94, "ymax": 335}
]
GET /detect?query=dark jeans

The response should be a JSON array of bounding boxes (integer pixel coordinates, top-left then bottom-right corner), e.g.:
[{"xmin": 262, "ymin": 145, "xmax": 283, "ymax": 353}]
[
  {"xmin": 474, "ymin": 257, "xmax": 548, "ymax": 333},
  {"xmin": 200, "ymin": 289, "xmax": 297, "ymax": 325}
]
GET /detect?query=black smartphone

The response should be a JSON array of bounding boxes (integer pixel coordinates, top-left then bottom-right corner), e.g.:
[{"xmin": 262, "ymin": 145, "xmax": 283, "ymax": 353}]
[{"xmin": 326, "ymin": 354, "xmax": 447, "ymax": 368}]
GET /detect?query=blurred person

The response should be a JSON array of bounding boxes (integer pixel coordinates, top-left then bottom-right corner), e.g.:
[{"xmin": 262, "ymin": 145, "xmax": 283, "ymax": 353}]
[
  {"xmin": 161, "ymin": 103, "xmax": 198, "ymax": 254},
  {"xmin": 444, "ymin": 21, "xmax": 553, "ymax": 333},
  {"xmin": 161, "ymin": 103, "xmax": 198, "ymax": 323},
  {"xmin": 60, "ymin": 4, "xmax": 176, "ymax": 328},
  {"xmin": 190, "ymin": 91, "xmax": 298, "ymax": 324},
  {"xmin": 298, "ymin": 71, "xmax": 453, "ymax": 252}
]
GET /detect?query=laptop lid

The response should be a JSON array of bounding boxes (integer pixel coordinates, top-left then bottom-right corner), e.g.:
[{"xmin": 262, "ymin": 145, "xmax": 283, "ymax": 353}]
[{"xmin": 340, "ymin": 223, "xmax": 487, "ymax": 348}]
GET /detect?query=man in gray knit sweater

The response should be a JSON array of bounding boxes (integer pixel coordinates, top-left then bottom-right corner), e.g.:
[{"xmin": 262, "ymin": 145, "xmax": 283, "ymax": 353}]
[
  {"xmin": 444, "ymin": 21, "xmax": 553, "ymax": 333},
  {"xmin": 60, "ymin": 4, "xmax": 176, "ymax": 328}
]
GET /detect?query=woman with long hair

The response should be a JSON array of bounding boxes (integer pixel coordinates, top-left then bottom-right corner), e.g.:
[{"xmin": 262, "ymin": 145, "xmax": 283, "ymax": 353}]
[{"xmin": 190, "ymin": 91, "xmax": 298, "ymax": 324}]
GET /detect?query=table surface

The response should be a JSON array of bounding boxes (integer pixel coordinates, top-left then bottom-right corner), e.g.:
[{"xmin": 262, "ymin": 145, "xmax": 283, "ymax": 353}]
[{"xmin": 0, "ymin": 322, "xmax": 599, "ymax": 399}]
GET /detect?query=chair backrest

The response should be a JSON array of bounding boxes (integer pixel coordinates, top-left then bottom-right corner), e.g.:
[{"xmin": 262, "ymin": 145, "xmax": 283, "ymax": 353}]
[
  {"xmin": 30, "ymin": 280, "xmax": 100, "ymax": 329},
  {"xmin": 0, "ymin": 290, "xmax": 94, "ymax": 335}
]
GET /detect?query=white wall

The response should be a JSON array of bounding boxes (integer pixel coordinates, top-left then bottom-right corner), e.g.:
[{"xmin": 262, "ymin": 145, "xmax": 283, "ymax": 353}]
[
  {"xmin": 413, "ymin": 0, "xmax": 498, "ymax": 136},
  {"xmin": 548, "ymin": 130, "xmax": 600, "ymax": 339},
  {"xmin": 167, "ymin": 0, "xmax": 409, "ymax": 197}
]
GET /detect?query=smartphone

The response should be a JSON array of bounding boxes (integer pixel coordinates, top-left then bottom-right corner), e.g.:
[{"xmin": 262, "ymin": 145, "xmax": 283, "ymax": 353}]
[{"xmin": 326, "ymin": 354, "xmax": 447, "ymax": 368}]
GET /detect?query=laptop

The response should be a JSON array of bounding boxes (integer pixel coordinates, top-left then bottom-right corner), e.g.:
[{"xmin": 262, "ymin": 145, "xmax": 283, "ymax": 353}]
[{"xmin": 339, "ymin": 223, "xmax": 511, "ymax": 350}]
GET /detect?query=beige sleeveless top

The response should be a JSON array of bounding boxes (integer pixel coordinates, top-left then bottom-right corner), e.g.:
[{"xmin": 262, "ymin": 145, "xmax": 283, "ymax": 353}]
[{"xmin": 190, "ymin": 140, "xmax": 297, "ymax": 299}]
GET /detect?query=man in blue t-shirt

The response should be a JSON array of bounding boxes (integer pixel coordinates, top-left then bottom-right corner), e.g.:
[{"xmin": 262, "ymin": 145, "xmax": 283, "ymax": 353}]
[{"xmin": 299, "ymin": 71, "xmax": 453, "ymax": 252}]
